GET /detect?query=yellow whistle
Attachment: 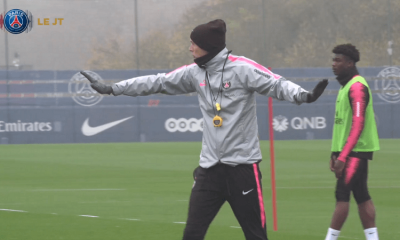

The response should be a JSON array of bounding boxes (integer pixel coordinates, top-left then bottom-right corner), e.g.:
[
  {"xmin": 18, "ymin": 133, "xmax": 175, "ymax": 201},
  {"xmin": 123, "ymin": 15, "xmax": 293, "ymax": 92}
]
[{"xmin": 215, "ymin": 103, "xmax": 221, "ymax": 111}]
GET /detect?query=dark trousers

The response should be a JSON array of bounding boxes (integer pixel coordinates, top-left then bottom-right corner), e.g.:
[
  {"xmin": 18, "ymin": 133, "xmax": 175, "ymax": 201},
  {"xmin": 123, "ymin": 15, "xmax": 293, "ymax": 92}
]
[
  {"xmin": 182, "ymin": 163, "xmax": 268, "ymax": 240},
  {"xmin": 335, "ymin": 157, "xmax": 371, "ymax": 204}
]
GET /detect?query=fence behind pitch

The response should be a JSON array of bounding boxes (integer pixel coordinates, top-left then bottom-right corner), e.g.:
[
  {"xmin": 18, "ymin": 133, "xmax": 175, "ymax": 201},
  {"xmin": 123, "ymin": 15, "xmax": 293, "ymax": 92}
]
[{"xmin": 0, "ymin": 67, "xmax": 399, "ymax": 144}]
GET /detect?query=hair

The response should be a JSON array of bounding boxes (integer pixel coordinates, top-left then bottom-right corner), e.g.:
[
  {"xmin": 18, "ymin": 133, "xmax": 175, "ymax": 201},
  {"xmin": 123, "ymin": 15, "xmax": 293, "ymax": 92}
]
[{"xmin": 332, "ymin": 44, "xmax": 360, "ymax": 63}]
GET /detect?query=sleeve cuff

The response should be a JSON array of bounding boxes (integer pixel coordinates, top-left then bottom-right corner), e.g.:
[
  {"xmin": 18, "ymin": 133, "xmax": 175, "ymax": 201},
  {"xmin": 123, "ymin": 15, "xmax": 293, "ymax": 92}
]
[
  {"xmin": 300, "ymin": 91, "xmax": 309, "ymax": 103},
  {"xmin": 111, "ymin": 84, "xmax": 122, "ymax": 96}
]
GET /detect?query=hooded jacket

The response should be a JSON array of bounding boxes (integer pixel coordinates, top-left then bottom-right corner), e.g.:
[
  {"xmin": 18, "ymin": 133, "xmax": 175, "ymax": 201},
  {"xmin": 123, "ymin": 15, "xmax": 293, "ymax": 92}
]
[{"xmin": 112, "ymin": 48, "xmax": 309, "ymax": 168}]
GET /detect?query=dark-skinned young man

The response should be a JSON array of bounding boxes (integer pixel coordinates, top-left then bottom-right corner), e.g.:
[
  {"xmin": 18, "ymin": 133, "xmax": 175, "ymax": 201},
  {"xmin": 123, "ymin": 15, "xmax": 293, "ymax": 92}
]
[{"xmin": 324, "ymin": 44, "xmax": 380, "ymax": 240}]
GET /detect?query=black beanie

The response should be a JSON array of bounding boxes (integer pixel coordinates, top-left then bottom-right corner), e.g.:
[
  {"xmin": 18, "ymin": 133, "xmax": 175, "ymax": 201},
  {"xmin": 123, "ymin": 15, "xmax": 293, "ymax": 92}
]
[{"xmin": 190, "ymin": 19, "xmax": 226, "ymax": 53}]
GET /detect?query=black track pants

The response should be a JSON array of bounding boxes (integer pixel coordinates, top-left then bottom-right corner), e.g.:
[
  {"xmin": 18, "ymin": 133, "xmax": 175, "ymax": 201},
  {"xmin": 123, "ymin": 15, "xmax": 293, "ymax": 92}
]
[{"xmin": 182, "ymin": 163, "xmax": 268, "ymax": 240}]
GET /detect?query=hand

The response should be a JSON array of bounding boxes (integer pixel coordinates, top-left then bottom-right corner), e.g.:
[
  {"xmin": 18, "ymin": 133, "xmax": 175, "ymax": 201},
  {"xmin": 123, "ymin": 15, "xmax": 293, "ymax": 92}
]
[
  {"xmin": 80, "ymin": 71, "xmax": 113, "ymax": 95},
  {"xmin": 306, "ymin": 79, "xmax": 328, "ymax": 103},
  {"xmin": 330, "ymin": 155, "xmax": 336, "ymax": 172},
  {"xmin": 333, "ymin": 159, "xmax": 346, "ymax": 179}
]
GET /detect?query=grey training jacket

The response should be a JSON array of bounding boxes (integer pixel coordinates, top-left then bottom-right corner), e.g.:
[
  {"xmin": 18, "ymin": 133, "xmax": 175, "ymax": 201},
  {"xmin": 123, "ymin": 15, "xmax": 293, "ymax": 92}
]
[{"xmin": 112, "ymin": 48, "xmax": 309, "ymax": 168}]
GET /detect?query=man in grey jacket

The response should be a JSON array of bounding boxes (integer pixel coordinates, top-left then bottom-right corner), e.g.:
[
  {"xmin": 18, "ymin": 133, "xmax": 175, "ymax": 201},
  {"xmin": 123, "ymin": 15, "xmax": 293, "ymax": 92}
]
[{"xmin": 81, "ymin": 19, "xmax": 328, "ymax": 240}]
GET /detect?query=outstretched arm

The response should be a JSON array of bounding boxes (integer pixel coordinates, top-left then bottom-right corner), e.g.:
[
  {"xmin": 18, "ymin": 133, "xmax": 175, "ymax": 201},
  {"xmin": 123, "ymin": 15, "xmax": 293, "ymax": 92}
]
[
  {"xmin": 81, "ymin": 64, "xmax": 196, "ymax": 97},
  {"xmin": 245, "ymin": 66, "xmax": 328, "ymax": 104}
]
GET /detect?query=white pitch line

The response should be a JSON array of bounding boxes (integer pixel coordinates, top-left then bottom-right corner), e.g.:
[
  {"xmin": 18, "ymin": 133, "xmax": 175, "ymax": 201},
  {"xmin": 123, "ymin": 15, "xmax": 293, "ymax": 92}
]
[
  {"xmin": 264, "ymin": 186, "xmax": 400, "ymax": 190},
  {"xmin": 79, "ymin": 201, "xmax": 131, "ymax": 204},
  {"xmin": 79, "ymin": 215, "xmax": 99, "ymax": 218},
  {"xmin": 30, "ymin": 189, "xmax": 125, "ymax": 192},
  {"xmin": 173, "ymin": 222, "xmax": 186, "ymax": 224},
  {"xmin": 122, "ymin": 218, "xmax": 140, "ymax": 221},
  {"xmin": 0, "ymin": 209, "xmax": 27, "ymax": 212},
  {"xmin": 230, "ymin": 226, "xmax": 241, "ymax": 229}
]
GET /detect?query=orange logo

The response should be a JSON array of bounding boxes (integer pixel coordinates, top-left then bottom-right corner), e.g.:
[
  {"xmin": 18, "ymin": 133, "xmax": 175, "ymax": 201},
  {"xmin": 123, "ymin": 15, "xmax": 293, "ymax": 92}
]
[{"xmin": 37, "ymin": 18, "xmax": 64, "ymax": 25}]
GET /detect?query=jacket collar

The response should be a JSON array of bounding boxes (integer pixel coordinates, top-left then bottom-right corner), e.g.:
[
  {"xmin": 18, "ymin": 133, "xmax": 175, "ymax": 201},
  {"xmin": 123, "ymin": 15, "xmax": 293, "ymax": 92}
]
[{"xmin": 201, "ymin": 48, "xmax": 229, "ymax": 72}]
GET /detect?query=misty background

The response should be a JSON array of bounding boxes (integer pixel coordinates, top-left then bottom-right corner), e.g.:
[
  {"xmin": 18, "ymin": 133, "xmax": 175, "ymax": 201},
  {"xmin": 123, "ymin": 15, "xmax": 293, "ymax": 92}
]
[
  {"xmin": 0, "ymin": 0, "xmax": 398, "ymax": 71},
  {"xmin": 0, "ymin": 0, "xmax": 399, "ymax": 145}
]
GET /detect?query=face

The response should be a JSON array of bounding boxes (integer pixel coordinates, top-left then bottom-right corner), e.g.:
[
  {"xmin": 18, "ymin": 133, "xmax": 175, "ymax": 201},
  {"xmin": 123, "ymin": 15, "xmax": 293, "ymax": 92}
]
[
  {"xmin": 189, "ymin": 39, "xmax": 208, "ymax": 59},
  {"xmin": 332, "ymin": 54, "xmax": 354, "ymax": 76}
]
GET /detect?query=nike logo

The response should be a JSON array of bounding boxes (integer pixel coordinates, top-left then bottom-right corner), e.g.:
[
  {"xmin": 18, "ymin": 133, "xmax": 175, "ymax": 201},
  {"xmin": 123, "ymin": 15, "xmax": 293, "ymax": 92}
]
[
  {"xmin": 242, "ymin": 189, "xmax": 254, "ymax": 195},
  {"xmin": 81, "ymin": 116, "xmax": 133, "ymax": 136}
]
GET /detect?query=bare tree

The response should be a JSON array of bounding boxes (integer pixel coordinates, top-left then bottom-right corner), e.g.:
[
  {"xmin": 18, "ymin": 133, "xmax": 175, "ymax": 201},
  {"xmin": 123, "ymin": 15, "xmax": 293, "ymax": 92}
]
[{"xmin": 86, "ymin": 0, "xmax": 400, "ymax": 70}]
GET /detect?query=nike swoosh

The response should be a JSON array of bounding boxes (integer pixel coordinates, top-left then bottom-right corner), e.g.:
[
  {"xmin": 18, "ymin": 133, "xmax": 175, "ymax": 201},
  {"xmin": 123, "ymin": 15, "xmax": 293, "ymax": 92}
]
[
  {"xmin": 242, "ymin": 189, "xmax": 254, "ymax": 195},
  {"xmin": 82, "ymin": 116, "xmax": 133, "ymax": 136}
]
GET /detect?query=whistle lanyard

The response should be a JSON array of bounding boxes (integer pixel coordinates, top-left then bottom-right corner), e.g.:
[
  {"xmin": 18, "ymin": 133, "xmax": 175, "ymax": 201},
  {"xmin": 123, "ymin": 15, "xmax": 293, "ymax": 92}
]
[{"xmin": 205, "ymin": 50, "xmax": 231, "ymax": 116}]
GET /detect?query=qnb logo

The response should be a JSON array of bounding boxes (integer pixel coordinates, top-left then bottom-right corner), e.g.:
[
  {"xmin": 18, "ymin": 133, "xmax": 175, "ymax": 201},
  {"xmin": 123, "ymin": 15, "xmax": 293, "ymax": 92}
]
[
  {"xmin": 272, "ymin": 115, "xmax": 289, "ymax": 132},
  {"xmin": 291, "ymin": 117, "xmax": 326, "ymax": 130},
  {"xmin": 273, "ymin": 115, "xmax": 326, "ymax": 132},
  {"xmin": 3, "ymin": 9, "xmax": 33, "ymax": 34},
  {"xmin": 165, "ymin": 118, "xmax": 203, "ymax": 133},
  {"xmin": 374, "ymin": 67, "xmax": 400, "ymax": 103}
]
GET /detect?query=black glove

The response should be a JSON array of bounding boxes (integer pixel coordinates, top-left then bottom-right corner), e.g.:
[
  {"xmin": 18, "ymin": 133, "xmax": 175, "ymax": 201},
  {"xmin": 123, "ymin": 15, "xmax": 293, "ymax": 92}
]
[
  {"xmin": 305, "ymin": 79, "xmax": 328, "ymax": 103},
  {"xmin": 80, "ymin": 71, "xmax": 113, "ymax": 95}
]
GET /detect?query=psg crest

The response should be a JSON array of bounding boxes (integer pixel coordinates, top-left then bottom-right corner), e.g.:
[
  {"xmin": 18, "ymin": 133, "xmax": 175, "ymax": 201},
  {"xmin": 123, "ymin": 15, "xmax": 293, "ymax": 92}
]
[
  {"xmin": 3, "ymin": 9, "xmax": 33, "ymax": 34},
  {"xmin": 223, "ymin": 81, "xmax": 231, "ymax": 89},
  {"xmin": 69, "ymin": 71, "xmax": 105, "ymax": 107},
  {"xmin": 374, "ymin": 67, "xmax": 400, "ymax": 103}
]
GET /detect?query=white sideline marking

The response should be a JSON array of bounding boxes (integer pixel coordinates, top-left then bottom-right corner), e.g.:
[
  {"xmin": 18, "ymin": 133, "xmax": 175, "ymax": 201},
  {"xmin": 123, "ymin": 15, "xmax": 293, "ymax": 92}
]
[
  {"xmin": 123, "ymin": 218, "xmax": 140, "ymax": 221},
  {"xmin": 0, "ymin": 209, "xmax": 27, "ymax": 212},
  {"xmin": 30, "ymin": 189, "xmax": 125, "ymax": 191},
  {"xmin": 173, "ymin": 222, "xmax": 186, "ymax": 224},
  {"xmin": 264, "ymin": 186, "xmax": 400, "ymax": 190},
  {"xmin": 230, "ymin": 226, "xmax": 241, "ymax": 229},
  {"xmin": 79, "ymin": 201, "xmax": 131, "ymax": 204},
  {"xmin": 79, "ymin": 215, "xmax": 99, "ymax": 218}
]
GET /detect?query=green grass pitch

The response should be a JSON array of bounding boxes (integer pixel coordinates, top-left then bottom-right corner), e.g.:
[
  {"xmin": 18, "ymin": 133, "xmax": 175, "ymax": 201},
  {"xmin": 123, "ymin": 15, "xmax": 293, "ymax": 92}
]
[{"xmin": 0, "ymin": 139, "xmax": 399, "ymax": 240}]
